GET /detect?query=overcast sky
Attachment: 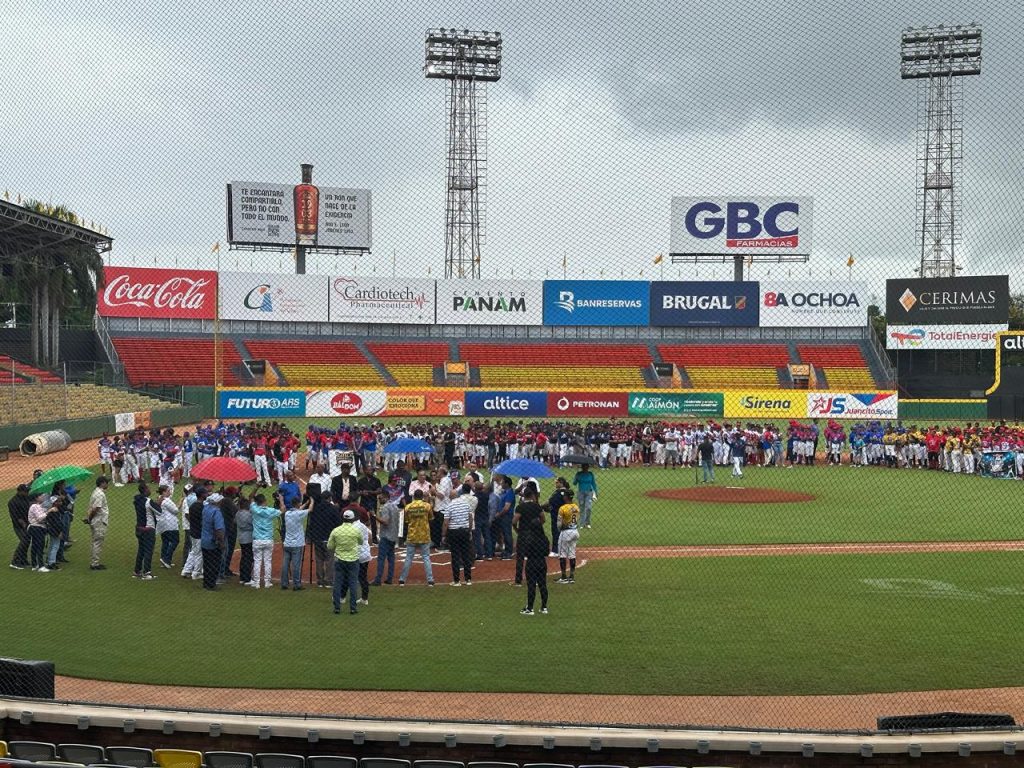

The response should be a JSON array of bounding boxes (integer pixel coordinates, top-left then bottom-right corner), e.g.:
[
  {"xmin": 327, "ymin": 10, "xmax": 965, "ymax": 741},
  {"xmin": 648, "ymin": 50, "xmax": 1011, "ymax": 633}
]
[{"xmin": 3, "ymin": 0, "xmax": 1023, "ymax": 295}]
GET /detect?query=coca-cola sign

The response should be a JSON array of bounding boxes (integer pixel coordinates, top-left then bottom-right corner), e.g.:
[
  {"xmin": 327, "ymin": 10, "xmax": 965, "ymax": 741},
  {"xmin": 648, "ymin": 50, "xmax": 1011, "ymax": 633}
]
[{"xmin": 98, "ymin": 267, "xmax": 218, "ymax": 319}]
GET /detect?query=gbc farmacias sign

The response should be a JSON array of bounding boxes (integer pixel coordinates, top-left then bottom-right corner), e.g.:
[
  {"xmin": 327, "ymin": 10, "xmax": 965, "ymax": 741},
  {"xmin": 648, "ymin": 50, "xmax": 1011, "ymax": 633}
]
[
  {"xmin": 542, "ymin": 281, "xmax": 648, "ymax": 326},
  {"xmin": 807, "ymin": 392, "xmax": 898, "ymax": 420},
  {"xmin": 547, "ymin": 391, "xmax": 628, "ymax": 417},
  {"xmin": 218, "ymin": 272, "xmax": 328, "ymax": 322},
  {"xmin": 306, "ymin": 390, "xmax": 387, "ymax": 418},
  {"xmin": 886, "ymin": 276, "xmax": 1009, "ymax": 326},
  {"xmin": 670, "ymin": 197, "xmax": 813, "ymax": 255},
  {"xmin": 465, "ymin": 391, "xmax": 546, "ymax": 417},
  {"xmin": 627, "ymin": 392, "xmax": 724, "ymax": 417},
  {"xmin": 226, "ymin": 181, "xmax": 372, "ymax": 250},
  {"xmin": 649, "ymin": 281, "xmax": 760, "ymax": 327},
  {"xmin": 436, "ymin": 280, "xmax": 543, "ymax": 326},
  {"xmin": 219, "ymin": 390, "xmax": 306, "ymax": 418},
  {"xmin": 760, "ymin": 281, "xmax": 868, "ymax": 327},
  {"xmin": 98, "ymin": 266, "xmax": 217, "ymax": 319},
  {"xmin": 329, "ymin": 276, "xmax": 434, "ymax": 324}
]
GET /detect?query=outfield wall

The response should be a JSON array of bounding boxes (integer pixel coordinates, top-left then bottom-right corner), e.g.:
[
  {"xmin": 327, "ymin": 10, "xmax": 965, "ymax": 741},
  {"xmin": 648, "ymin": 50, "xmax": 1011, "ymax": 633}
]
[{"xmin": 216, "ymin": 387, "xmax": 901, "ymax": 421}]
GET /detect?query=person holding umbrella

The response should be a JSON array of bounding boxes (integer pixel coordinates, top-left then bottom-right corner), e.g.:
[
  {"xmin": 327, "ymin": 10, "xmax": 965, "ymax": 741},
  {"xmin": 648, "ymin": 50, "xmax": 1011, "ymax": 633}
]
[{"xmin": 27, "ymin": 491, "xmax": 51, "ymax": 572}]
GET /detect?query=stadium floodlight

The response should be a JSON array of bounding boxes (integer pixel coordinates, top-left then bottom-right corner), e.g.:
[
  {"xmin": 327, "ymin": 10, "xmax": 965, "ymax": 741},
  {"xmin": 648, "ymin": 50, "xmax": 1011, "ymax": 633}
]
[
  {"xmin": 424, "ymin": 28, "xmax": 502, "ymax": 279},
  {"xmin": 900, "ymin": 24, "xmax": 981, "ymax": 278}
]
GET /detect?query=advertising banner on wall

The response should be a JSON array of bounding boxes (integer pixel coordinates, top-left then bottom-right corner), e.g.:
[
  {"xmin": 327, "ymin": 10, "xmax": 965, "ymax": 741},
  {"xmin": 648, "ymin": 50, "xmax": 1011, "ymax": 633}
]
[
  {"xmin": 98, "ymin": 266, "xmax": 218, "ymax": 319},
  {"xmin": 385, "ymin": 389, "xmax": 465, "ymax": 417},
  {"xmin": 723, "ymin": 391, "xmax": 805, "ymax": 419},
  {"xmin": 219, "ymin": 389, "xmax": 306, "ymax": 418},
  {"xmin": 886, "ymin": 324, "xmax": 1003, "ymax": 350},
  {"xmin": 436, "ymin": 280, "xmax": 543, "ymax": 326},
  {"xmin": 306, "ymin": 390, "xmax": 387, "ymax": 418},
  {"xmin": 218, "ymin": 272, "xmax": 329, "ymax": 322},
  {"xmin": 547, "ymin": 391, "xmax": 629, "ymax": 417},
  {"xmin": 649, "ymin": 281, "xmax": 760, "ymax": 327},
  {"xmin": 886, "ymin": 275, "xmax": 1009, "ymax": 326},
  {"xmin": 542, "ymin": 281, "xmax": 649, "ymax": 326},
  {"xmin": 759, "ymin": 281, "xmax": 868, "ymax": 327},
  {"xmin": 329, "ymin": 276, "xmax": 435, "ymax": 324},
  {"xmin": 465, "ymin": 391, "xmax": 546, "ymax": 417},
  {"xmin": 226, "ymin": 181, "xmax": 372, "ymax": 250},
  {"xmin": 627, "ymin": 392, "xmax": 724, "ymax": 417},
  {"xmin": 670, "ymin": 196, "xmax": 813, "ymax": 255},
  {"xmin": 806, "ymin": 392, "xmax": 898, "ymax": 419}
]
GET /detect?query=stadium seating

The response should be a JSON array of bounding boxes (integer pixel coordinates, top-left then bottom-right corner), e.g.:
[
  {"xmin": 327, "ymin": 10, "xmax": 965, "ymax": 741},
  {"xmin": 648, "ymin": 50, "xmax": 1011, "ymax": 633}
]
[
  {"xmin": 0, "ymin": 355, "xmax": 62, "ymax": 384},
  {"xmin": 0, "ymin": 383, "xmax": 170, "ymax": 426},
  {"xmin": 460, "ymin": 343, "xmax": 652, "ymax": 367},
  {"xmin": 367, "ymin": 342, "xmax": 450, "ymax": 386},
  {"xmin": 205, "ymin": 753, "xmax": 256, "ymax": 768},
  {"xmin": 658, "ymin": 344, "xmax": 790, "ymax": 389},
  {"xmin": 57, "ymin": 745, "xmax": 105, "ymax": 765},
  {"xmin": 103, "ymin": 747, "xmax": 154, "ymax": 768},
  {"xmin": 154, "ymin": 750, "xmax": 203, "ymax": 768},
  {"xmin": 112, "ymin": 338, "xmax": 241, "ymax": 386},
  {"xmin": 797, "ymin": 345, "xmax": 878, "ymax": 389},
  {"xmin": 479, "ymin": 365, "xmax": 646, "ymax": 388},
  {"xmin": 276, "ymin": 364, "xmax": 384, "ymax": 387},
  {"xmin": 243, "ymin": 340, "xmax": 385, "ymax": 387},
  {"xmin": 7, "ymin": 742, "xmax": 58, "ymax": 761}
]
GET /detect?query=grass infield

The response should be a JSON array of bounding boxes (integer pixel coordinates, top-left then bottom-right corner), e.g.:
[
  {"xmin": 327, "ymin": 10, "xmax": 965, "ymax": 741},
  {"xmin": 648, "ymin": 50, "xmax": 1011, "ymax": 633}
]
[{"xmin": 2, "ymin": 454, "xmax": 1022, "ymax": 696}]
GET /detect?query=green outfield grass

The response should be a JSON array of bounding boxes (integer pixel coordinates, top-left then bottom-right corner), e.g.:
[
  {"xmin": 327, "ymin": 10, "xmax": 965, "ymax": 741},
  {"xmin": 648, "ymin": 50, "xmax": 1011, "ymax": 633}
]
[{"xmin": 2, "ymin": 456, "xmax": 1022, "ymax": 696}]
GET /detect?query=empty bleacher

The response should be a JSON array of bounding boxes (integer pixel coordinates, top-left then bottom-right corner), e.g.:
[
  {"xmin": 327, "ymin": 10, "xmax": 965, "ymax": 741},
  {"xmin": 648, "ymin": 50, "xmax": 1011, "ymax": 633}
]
[
  {"xmin": 367, "ymin": 342, "xmax": 449, "ymax": 386},
  {"xmin": 0, "ymin": 355, "xmax": 62, "ymax": 384},
  {"xmin": 244, "ymin": 340, "xmax": 384, "ymax": 387},
  {"xmin": 460, "ymin": 343, "xmax": 652, "ymax": 389},
  {"xmin": 797, "ymin": 344, "xmax": 878, "ymax": 389},
  {"xmin": 113, "ymin": 337, "xmax": 242, "ymax": 386},
  {"xmin": 658, "ymin": 344, "xmax": 790, "ymax": 389},
  {"xmin": 0, "ymin": 383, "xmax": 172, "ymax": 425}
]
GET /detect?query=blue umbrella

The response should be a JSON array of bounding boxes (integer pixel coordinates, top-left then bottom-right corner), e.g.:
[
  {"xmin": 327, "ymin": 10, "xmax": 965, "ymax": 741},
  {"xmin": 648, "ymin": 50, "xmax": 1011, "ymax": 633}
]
[
  {"xmin": 493, "ymin": 458, "xmax": 556, "ymax": 478},
  {"xmin": 383, "ymin": 437, "xmax": 435, "ymax": 454}
]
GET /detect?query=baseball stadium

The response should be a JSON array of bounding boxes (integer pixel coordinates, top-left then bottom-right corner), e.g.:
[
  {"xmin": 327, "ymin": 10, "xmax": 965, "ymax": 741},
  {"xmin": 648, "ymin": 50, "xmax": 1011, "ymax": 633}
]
[{"xmin": 2, "ymin": 2, "xmax": 1024, "ymax": 767}]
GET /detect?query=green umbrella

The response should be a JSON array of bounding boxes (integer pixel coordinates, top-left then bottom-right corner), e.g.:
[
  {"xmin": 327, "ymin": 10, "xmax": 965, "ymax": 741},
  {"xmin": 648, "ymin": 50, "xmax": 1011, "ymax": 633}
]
[{"xmin": 29, "ymin": 465, "xmax": 94, "ymax": 496}]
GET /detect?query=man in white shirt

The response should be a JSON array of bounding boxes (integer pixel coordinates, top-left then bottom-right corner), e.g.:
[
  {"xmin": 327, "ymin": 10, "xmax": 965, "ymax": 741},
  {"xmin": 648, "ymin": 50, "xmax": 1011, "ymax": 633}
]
[
  {"xmin": 308, "ymin": 464, "xmax": 332, "ymax": 500},
  {"xmin": 86, "ymin": 476, "xmax": 111, "ymax": 570}
]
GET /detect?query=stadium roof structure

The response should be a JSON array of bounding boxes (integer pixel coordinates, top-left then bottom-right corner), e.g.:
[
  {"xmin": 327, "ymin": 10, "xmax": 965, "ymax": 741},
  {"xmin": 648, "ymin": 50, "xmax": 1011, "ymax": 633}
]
[{"xmin": 0, "ymin": 198, "xmax": 113, "ymax": 263}]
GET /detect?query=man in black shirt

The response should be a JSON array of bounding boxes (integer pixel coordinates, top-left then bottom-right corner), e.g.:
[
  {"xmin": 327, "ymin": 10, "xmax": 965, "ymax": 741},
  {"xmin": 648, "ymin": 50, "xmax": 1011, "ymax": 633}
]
[
  {"xmin": 512, "ymin": 481, "xmax": 544, "ymax": 586},
  {"xmin": 356, "ymin": 464, "xmax": 382, "ymax": 544},
  {"xmin": 8, "ymin": 483, "xmax": 31, "ymax": 569},
  {"xmin": 308, "ymin": 493, "xmax": 342, "ymax": 588},
  {"xmin": 515, "ymin": 486, "xmax": 549, "ymax": 615},
  {"xmin": 698, "ymin": 435, "xmax": 715, "ymax": 484}
]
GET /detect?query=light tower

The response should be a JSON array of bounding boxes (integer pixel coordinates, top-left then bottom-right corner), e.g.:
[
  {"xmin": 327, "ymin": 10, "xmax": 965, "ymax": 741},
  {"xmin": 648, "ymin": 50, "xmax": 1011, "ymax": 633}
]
[
  {"xmin": 900, "ymin": 24, "xmax": 981, "ymax": 278},
  {"xmin": 425, "ymin": 28, "xmax": 502, "ymax": 279}
]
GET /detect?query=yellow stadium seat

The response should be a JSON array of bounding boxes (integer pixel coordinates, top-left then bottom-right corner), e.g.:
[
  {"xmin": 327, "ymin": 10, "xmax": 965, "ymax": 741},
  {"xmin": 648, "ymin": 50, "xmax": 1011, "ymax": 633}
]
[
  {"xmin": 684, "ymin": 366, "xmax": 780, "ymax": 389},
  {"xmin": 154, "ymin": 750, "xmax": 204, "ymax": 768},
  {"xmin": 388, "ymin": 364, "xmax": 435, "ymax": 386},
  {"xmin": 278, "ymin": 364, "xmax": 384, "ymax": 387}
]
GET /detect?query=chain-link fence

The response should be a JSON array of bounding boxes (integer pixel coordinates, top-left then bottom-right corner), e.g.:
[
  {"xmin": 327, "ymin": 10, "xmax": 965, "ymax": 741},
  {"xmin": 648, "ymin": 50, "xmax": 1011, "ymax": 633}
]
[{"xmin": 3, "ymin": 0, "xmax": 1024, "ymax": 737}]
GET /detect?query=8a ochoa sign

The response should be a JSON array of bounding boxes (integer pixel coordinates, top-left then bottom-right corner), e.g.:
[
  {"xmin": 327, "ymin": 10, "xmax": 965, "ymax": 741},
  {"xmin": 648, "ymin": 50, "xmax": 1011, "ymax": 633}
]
[
  {"xmin": 627, "ymin": 392, "xmax": 723, "ymax": 417},
  {"xmin": 218, "ymin": 389, "xmax": 306, "ymax": 418},
  {"xmin": 306, "ymin": 390, "xmax": 387, "ymax": 417},
  {"xmin": 760, "ymin": 281, "xmax": 868, "ymax": 327},
  {"xmin": 547, "ymin": 391, "xmax": 628, "ymax": 417},
  {"xmin": 465, "ymin": 391, "xmax": 546, "ymax": 416},
  {"xmin": 806, "ymin": 392, "xmax": 898, "ymax": 419},
  {"xmin": 724, "ymin": 391, "xmax": 804, "ymax": 419}
]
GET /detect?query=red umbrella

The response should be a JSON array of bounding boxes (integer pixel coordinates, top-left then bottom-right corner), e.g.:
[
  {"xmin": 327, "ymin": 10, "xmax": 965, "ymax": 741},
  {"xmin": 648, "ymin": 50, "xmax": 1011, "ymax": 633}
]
[{"xmin": 190, "ymin": 456, "xmax": 257, "ymax": 482}]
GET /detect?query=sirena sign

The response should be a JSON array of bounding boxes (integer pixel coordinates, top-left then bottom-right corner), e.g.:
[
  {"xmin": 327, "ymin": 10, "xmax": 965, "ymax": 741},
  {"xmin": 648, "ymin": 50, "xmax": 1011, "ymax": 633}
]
[{"xmin": 98, "ymin": 266, "xmax": 218, "ymax": 319}]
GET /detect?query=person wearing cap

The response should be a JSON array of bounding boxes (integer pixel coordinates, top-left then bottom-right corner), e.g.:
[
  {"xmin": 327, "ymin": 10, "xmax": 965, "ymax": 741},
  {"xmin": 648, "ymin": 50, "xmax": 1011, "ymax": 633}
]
[
  {"xmin": 8, "ymin": 483, "xmax": 32, "ymax": 569},
  {"xmin": 248, "ymin": 492, "xmax": 281, "ymax": 589},
  {"xmin": 279, "ymin": 492, "xmax": 312, "ymax": 591},
  {"xmin": 327, "ymin": 508, "xmax": 362, "ymax": 614},
  {"xmin": 86, "ymin": 476, "xmax": 110, "ymax": 570},
  {"xmin": 200, "ymin": 491, "xmax": 226, "ymax": 590}
]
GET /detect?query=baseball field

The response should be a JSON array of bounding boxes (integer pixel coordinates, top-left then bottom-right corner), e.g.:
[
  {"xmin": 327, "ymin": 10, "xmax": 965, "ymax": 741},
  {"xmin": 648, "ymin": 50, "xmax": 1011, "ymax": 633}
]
[{"xmin": 2, "ymin": 424, "xmax": 1021, "ymax": 705}]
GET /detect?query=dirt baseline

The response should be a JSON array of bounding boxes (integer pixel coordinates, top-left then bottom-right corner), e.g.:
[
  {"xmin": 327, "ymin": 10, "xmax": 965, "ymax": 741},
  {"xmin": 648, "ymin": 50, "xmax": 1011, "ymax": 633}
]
[{"xmin": 647, "ymin": 485, "xmax": 817, "ymax": 504}]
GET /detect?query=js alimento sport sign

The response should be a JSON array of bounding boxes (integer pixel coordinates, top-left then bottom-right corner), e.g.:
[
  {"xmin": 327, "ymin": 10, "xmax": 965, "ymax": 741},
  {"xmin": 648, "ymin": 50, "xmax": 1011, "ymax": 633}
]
[{"xmin": 806, "ymin": 392, "xmax": 898, "ymax": 420}]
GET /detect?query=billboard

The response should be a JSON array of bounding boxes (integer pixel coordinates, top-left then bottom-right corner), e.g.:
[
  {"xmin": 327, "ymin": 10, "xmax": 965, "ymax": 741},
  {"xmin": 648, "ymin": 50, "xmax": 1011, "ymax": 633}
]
[
  {"xmin": 670, "ymin": 196, "xmax": 813, "ymax": 255},
  {"xmin": 886, "ymin": 324, "xmax": 1002, "ymax": 350},
  {"xmin": 98, "ymin": 266, "xmax": 217, "ymax": 319},
  {"xmin": 723, "ymin": 391, "xmax": 804, "ymax": 419},
  {"xmin": 806, "ymin": 392, "xmax": 898, "ymax": 420},
  {"xmin": 465, "ymin": 391, "xmax": 546, "ymax": 417},
  {"xmin": 218, "ymin": 272, "xmax": 328, "ymax": 322},
  {"xmin": 306, "ymin": 390, "xmax": 387, "ymax": 418},
  {"xmin": 385, "ymin": 389, "xmax": 465, "ymax": 417},
  {"xmin": 219, "ymin": 389, "xmax": 306, "ymax": 418},
  {"xmin": 542, "ymin": 281, "xmax": 649, "ymax": 326},
  {"xmin": 547, "ymin": 391, "xmax": 629, "ymax": 417},
  {"xmin": 329, "ymin": 276, "xmax": 434, "ymax": 324},
  {"xmin": 226, "ymin": 182, "xmax": 372, "ymax": 250},
  {"xmin": 627, "ymin": 392, "xmax": 724, "ymax": 417},
  {"xmin": 436, "ymin": 280, "xmax": 543, "ymax": 326},
  {"xmin": 649, "ymin": 281, "xmax": 760, "ymax": 327},
  {"xmin": 886, "ymin": 276, "xmax": 1008, "ymax": 326},
  {"xmin": 760, "ymin": 281, "xmax": 868, "ymax": 327}
]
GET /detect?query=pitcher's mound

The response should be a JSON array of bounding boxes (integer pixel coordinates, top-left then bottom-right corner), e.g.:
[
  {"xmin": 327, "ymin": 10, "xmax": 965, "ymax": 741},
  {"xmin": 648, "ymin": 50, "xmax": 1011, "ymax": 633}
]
[{"xmin": 647, "ymin": 486, "xmax": 816, "ymax": 504}]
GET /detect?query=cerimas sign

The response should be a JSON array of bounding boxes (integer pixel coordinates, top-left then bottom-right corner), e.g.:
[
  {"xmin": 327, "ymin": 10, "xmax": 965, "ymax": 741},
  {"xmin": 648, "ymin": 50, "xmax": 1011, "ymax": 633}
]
[{"xmin": 670, "ymin": 197, "xmax": 813, "ymax": 255}]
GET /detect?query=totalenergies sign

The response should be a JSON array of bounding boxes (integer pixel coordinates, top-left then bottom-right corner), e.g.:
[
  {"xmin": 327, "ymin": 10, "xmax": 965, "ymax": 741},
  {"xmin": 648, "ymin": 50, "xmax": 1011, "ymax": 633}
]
[
  {"xmin": 98, "ymin": 266, "xmax": 217, "ymax": 319},
  {"xmin": 670, "ymin": 197, "xmax": 813, "ymax": 256}
]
